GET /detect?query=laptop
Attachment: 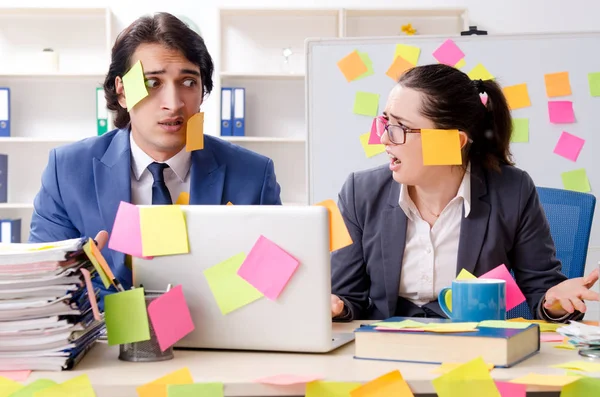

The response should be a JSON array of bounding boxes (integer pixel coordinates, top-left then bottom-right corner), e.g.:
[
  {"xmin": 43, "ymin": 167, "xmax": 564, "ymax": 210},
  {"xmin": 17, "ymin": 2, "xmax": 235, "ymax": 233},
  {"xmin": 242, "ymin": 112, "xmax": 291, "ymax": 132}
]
[{"xmin": 132, "ymin": 205, "xmax": 355, "ymax": 353}]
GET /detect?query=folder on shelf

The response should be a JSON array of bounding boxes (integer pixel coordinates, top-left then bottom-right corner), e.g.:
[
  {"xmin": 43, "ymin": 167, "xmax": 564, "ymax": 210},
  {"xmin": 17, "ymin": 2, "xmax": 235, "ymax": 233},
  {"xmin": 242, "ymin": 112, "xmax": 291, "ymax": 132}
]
[
  {"xmin": 96, "ymin": 87, "xmax": 108, "ymax": 136},
  {"xmin": 0, "ymin": 154, "xmax": 6, "ymax": 203},
  {"xmin": 221, "ymin": 87, "xmax": 233, "ymax": 136},
  {"xmin": 0, "ymin": 219, "xmax": 21, "ymax": 243},
  {"xmin": 233, "ymin": 87, "xmax": 245, "ymax": 136},
  {"xmin": 0, "ymin": 87, "xmax": 10, "ymax": 137}
]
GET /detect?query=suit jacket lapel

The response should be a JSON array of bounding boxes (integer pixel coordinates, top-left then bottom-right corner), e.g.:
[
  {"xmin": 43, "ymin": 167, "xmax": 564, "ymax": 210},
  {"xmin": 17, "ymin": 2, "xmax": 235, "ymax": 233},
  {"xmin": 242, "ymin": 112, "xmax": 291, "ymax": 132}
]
[
  {"xmin": 381, "ymin": 181, "xmax": 407, "ymax": 317},
  {"xmin": 189, "ymin": 148, "xmax": 226, "ymax": 204},
  {"xmin": 456, "ymin": 163, "xmax": 490, "ymax": 276},
  {"xmin": 93, "ymin": 129, "xmax": 131, "ymax": 286}
]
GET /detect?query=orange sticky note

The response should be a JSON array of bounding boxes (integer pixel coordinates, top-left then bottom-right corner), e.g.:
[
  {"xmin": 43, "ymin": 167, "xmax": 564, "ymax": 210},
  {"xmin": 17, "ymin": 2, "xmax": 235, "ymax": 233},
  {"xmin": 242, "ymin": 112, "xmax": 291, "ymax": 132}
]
[
  {"xmin": 176, "ymin": 192, "xmax": 190, "ymax": 205},
  {"xmin": 136, "ymin": 368, "xmax": 194, "ymax": 397},
  {"xmin": 421, "ymin": 129, "xmax": 462, "ymax": 166},
  {"xmin": 350, "ymin": 370, "xmax": 414, "ymax": 397},
  {"xmin": 337, "ymin": 50, "xmax": 368, "ymax": 82},
  {"xmin": 315, "ymin": 199, "xmax": 353, "ymax": 252},
  {"xmin": 186, "ymin": 112, "xmax": 204, "ymax": 152},
  {"xmin": 83, "ymin": 238, "xmax": 113, "ymax": 289},
  {"xmin": 503, "ymin": 84, "xmax": 531, "ymax": 110},
  {"xmin": 386, "ymin": 55, "xmax": 413, "ymax": 82},
  {"xmin": 226, "ymin": 201, "xmax": 233, "ymax": 206},
  {"xmin": 544, "ymin": 72, "xmax": 571, "ymax": 97}
]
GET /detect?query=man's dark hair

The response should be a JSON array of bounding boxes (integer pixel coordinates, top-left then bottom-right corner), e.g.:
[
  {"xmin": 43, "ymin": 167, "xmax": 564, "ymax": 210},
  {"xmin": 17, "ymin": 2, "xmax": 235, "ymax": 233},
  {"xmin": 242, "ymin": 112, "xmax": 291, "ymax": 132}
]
[{"xmin": 103, "ymin": 12, "xmax": 214, "ymax": 128}]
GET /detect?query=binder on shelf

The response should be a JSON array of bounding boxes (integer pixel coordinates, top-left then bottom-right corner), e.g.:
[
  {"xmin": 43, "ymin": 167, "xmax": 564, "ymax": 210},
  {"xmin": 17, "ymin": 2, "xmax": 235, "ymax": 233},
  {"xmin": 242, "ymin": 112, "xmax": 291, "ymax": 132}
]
[
  {"xmin": 0, "ymin": 219, "xmax": 21, "ymax": 243},
  {"xmin": 233, "ymin": 87, "xmax": 245, "ymax": 136},
  {"xmin": 220, "ymin": 87, "xmax": 233, "ymax": 136},
  {"xmin": 0, "ymin": 154, "xmax": 6, "ymax": 203},
  {"xmin": 0, "ymin": 87, "xmax": 10, "ymax": 137},
  {"xmin": 96, "ymin": 87, "xmax": 108, "ymax": 136}
]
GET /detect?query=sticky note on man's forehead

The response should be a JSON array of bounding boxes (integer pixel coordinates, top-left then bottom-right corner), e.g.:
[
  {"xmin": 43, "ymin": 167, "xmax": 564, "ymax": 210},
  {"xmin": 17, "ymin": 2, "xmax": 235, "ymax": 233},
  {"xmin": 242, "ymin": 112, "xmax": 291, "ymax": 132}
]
[{"xmin": 122, "ymin": 60, "xmax": 149, "ymax": 111}]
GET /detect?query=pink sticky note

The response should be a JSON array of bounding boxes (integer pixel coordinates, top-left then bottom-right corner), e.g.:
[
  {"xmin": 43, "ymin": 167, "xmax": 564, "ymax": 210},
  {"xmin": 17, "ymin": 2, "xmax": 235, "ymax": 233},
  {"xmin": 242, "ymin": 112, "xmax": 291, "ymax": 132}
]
[
  {"xmin": 495, "ymin": 381, "xmax": 526, "ymax": 397},
  {"xmin": 237, "ymin": 235, "xmax": 300, "ymax": 300},
  {"xmin": 108, "ymin": 201, "xmax": 151, "ymax": 258},
  {"xmin": 433, "ymin": 39, "xmax": 465, "ymax": 66},
  {"xmin": 368, "ymin": 118, "xmax": 381, "ymax": 145},
  {"xmin": 553, "ymin": 131, "xmax": 585, "ymax": 162},
  {"xmin": 0, "ymin": 371, "xmax": 31, "ymax": 382},
  {"xmin": 548, "ymin": 101, "xmax": 575, "ymax": 123},
  {"xmin": 480, "ymin": 264, "xmax": 526, "ymax": 311},
  {"xmin": 147, "ymin": 285, "xmax": 195, "ymax": 352},
  {"xmin": 541, "ymin": 334, "xmax": 564, "ymax": 342},
  {"xmin": 254, "ymin": 374, "xmax": 323, "ymax": 385}
]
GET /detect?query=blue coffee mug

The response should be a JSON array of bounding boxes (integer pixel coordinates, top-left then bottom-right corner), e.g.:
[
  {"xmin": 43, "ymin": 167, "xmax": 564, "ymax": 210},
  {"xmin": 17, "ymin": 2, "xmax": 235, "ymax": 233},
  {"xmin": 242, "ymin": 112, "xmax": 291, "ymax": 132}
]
[{"xmin": 438, "ymin": 279, "xmax": 507, "ymax": 322}]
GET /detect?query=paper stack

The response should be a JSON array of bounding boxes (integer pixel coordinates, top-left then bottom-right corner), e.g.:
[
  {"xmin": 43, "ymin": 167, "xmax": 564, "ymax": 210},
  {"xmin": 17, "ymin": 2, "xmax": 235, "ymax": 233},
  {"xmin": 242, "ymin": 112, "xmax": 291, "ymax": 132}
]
[
  {"xmin": 0, "ymin": 237, "xmax": 105, "ymax": 371},
  {"xmin": 557, "ymin": 321, "xmax": 600, "ymax": 349}
]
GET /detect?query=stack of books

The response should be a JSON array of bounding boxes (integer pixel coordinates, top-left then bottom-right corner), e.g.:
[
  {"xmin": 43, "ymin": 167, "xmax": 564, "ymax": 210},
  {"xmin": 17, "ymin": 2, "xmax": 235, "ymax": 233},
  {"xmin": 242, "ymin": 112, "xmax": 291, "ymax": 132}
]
[{"xmin": 0, "ymin": 237, "xmax": 105, "ymax": 371}]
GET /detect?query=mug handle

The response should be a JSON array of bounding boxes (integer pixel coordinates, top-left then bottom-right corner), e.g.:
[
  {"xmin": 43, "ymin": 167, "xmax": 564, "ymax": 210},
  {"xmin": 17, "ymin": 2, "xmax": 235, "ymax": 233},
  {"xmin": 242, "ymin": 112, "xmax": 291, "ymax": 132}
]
[{"xmin": 438, "ymin": 287, "xmax": 453, "ymax": 319}]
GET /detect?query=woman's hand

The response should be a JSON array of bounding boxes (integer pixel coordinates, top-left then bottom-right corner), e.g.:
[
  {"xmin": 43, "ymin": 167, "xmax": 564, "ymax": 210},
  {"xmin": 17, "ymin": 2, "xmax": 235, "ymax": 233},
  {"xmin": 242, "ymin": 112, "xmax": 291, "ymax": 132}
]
[
  {"xmin": 331, "ymin": 294, "xmax": 345, "ymax": 318},
  {"xmin": 94, "ymin": 230, "xmax": 109, "ymax": 250},
  {"xmin": 543, "ymin": 268, "xmax": 600, "ymax": 317}
]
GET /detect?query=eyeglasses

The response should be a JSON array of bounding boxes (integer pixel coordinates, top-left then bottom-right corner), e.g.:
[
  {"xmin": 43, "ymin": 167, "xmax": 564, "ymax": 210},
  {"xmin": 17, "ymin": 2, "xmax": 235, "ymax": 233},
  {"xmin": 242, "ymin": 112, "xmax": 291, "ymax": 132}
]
[{"xmin": 373, "ymin": 116, "xmax": 421, "ymax": 145}]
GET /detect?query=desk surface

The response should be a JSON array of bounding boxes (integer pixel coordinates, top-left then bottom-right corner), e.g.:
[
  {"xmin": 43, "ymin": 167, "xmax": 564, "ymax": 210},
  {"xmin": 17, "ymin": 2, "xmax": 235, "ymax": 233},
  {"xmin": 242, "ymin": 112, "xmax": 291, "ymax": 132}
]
[{"xmin": 28, "ymin": 322, "xmax": 595, "ymax": 396}]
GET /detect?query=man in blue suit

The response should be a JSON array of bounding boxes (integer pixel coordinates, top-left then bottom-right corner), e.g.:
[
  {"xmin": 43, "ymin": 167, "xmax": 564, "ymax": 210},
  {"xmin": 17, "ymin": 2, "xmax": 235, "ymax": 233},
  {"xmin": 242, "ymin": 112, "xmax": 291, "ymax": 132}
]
[{"xmin": 29, "ymin": 13, "xmax": 281, "ymax": 295}]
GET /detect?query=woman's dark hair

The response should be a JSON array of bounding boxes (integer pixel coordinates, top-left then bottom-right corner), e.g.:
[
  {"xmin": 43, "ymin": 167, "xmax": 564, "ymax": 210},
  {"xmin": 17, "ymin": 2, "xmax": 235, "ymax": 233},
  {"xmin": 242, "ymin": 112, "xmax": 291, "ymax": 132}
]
[
  {"xmin": 398, "ymin": 64, "xmax": 514, "ymax": 172},
  {"xmin": 103, "ymin": 12, "xmax": 214, "ymax": 129}
]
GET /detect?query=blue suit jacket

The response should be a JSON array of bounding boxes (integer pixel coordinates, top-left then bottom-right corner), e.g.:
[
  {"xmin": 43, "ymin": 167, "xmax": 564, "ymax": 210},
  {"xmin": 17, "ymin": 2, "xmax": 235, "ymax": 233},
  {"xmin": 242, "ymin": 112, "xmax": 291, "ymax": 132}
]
[
  {"xmin": 29, "ymin": 128, "xmax": 282, "ymax": 292},
  {"xmin": 331, "ymin": 162, "xmax": 574, "ymax": 321}
]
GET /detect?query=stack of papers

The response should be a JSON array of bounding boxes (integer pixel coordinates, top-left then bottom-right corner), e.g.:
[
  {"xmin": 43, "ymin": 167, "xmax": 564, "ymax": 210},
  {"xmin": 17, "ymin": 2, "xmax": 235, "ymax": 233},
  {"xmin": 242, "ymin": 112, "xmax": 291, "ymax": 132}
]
[
  {"xmin": 557, "ymin": 321, "xmax": 600, "ymax": 349},
  {"xmin": 0, "ymin": 238, "xmax": 105, "ymax": 371}
]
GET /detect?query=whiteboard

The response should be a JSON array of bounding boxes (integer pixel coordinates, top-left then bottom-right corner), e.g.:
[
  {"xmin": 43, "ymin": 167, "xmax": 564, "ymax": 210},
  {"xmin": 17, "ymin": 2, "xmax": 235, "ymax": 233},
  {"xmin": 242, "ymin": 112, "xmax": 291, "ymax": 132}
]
[{"xmin": 305, "ymin": 32, "xmax": 600, "ymax": 260}]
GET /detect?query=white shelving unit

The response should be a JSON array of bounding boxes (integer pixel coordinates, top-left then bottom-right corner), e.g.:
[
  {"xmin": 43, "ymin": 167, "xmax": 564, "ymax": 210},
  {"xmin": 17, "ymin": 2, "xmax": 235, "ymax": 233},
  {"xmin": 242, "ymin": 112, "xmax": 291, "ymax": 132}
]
[
  {"xmin": 0, "ymin": 7, "xmax": 113, "ymax": 242},
  {"xmin": 216, "ymin": 7, "xmax": 468, "ymax": 205}
]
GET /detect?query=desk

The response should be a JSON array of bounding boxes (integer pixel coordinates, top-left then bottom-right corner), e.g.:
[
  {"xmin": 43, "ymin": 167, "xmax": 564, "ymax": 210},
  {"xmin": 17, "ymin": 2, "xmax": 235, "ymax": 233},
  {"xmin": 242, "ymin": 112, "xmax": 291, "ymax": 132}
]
[{"xmin": 28, "ymin": 322, "xmax": 595, "ymax": 396}]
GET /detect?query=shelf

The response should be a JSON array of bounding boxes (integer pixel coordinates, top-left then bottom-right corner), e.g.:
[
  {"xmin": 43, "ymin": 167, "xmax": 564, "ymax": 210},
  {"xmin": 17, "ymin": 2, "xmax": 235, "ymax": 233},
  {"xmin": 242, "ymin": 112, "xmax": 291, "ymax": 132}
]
[
  {"xmin": 219, "ymin": 136, "xmax": 305, "ymax": 143},
  {"xmin": 0, "ymin": 72, "xmax": 106, "ymax": 78},
  {"xmin": 220, "ymin": 72, "xmax": 305, "ymax": 80},
  {"xmin": 344, "ymin": 8, "xmax": 468, "ymax": 17},
  {"xmin": 219, "ymin": 9, "xmax": 339, "ymax": 17},
  {"xmin": 0, "ymin": 8, "xmax": 109, "ymax": 17},
  {"xmin": 0, "ymin": 203, "xmax": 33, "ymax": 209},
  {"xmin": 0, "ymin": 137, "xmax": 82, "ymax": 143}
]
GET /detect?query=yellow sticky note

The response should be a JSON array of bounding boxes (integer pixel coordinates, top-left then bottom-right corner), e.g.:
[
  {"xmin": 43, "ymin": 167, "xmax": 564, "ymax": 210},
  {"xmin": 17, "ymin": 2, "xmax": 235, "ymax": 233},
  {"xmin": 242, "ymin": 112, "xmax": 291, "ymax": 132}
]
[
  {"xmin": 137, "ymin": 368, "xmax": 194, "ymax": 397},
  {"xmin": 386, "ymin": 55, "xmax": 413, "ymax": 82},
  {"xmin": 509, "ymin": 373, "xmax": 581, "ymax": 387},
  {"xmin": 421, "ymin": 129, "xmax": 462, "ymax": 166},
  {"xmin": 561, "ymin": 377, "xmax": 600, "ymax": 397},
  {"xmin": 315, "ymin": 199, "xmax": 353, "ymax": 252},
  {"xmin": 394, "ymin": 44, "xmax": 421, "ymax": 65},
  {"xmin": 350, "ymin": 370, "xmax": 414, "ymax": 397},
  {"xmin": 359, "ymin": 132, "xmax": 385, "ymax": 158},
  {"xmin": 203, "ymin": 253, "xmax": 264, "ymax": 315},
  {"xmin": 424, "ymin": 322, "xmax": 479, "ymax": 333},
  {"xmin": 457, "ymin": 269, "xmax": 476, "ymax": 280},
  {"xmin": 545, "ymin": 71, "xmax": 571, "ymax": 97},
  {"xmin": 168, "ymin": 383, "xmax": 224, "ymax": 397},
  {"xmin": 468, "ymin": 63, "xmax": 494, "ymax": 81},
  {"xmin": 478, "ymin": 320, "xmax": 532, "ymax": 329},
  {"xmin": 511, "ymin": 118, "xmax": 529, "ymax": 143},
  {"xmin": 186, "ymin": 112, "xmax": 204, "ymax": 152},
  {"xmin": 454, "ymin": 59, "xmax": 466, "ymax": 69},
  {"xmin": 562, "ymin": 169, "xmax": 591, "ymax": 193},
  {"xmin": 83, "ymin": 238, "xmax": 112, "ymax": 289},
  {"xmin": 372, "ymin": 320, "xmax": 427, "ymax": 329},
  {"xmin": 553, "ymin": 361, "xmax": 600, "ymax": 373},
  {"xmin": 554, "ymin": 343, "xmax": 577, "ymax": 350},
  {"xmin": 337, "ymin": 50, "xmax": 369, "ymax": 82},
  {"xmin": 176, "ymin": 192, "xmax": 190, "ymax": 205},
  {"xmin": 13, "ymin": 379, "xmax": 56, "ymax": 397},
  {"xmin": 432, "ymin": 356, "xmax": 500, "ymax": 397},
  {"xmin": 353, "ymin": 92, "xmax": 379, "ymax": 117},
  {"xmin": 140, "ymin": 206, "xmax": 189, "ymax": 257},
  {"xmin": 506, "ymin": 318, "xmax": 561, "ymax": 332},
  {"xmin": 122, "ymin": 60, "xmax": 149, "ymax": 111},
  {"xmin": 306, "ymin": 381, "xmax": 362, "ymax": 397},
  {"xmin": 503, "ymin": 83, "xmax": 531, "ymax": 110},
  {"xmin": 34, "ymin": 374, "xmax": 95, "ymax": 397},
  {"xmin": 0, "ymin": 377, "xmax": 23, "ymax": 397},
  {"xmin": 431, "ymin": 362, "xmax": 494, "ymax": 374}
]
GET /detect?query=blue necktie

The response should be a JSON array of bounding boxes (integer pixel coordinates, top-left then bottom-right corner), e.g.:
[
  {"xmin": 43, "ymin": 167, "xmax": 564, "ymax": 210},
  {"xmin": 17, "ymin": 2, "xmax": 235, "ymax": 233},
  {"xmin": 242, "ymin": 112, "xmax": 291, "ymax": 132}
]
[{"xmin": 147, "ymin": 162, "xmax": 172, "ymax": 205}]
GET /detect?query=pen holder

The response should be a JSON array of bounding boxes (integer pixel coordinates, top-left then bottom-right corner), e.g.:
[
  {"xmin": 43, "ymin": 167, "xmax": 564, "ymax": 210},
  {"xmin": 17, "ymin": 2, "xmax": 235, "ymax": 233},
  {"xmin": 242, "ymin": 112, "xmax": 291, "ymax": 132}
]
[{"xmin": 118, "ymin": 293, "xmax": 174, "ymax": 362}]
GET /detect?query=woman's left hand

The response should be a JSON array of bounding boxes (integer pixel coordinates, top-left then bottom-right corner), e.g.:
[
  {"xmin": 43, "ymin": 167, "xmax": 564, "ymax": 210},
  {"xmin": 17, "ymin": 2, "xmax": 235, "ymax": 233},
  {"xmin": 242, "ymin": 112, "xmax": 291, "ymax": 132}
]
[{"xmin": 543, "ymin": 268, "xmax": 600, "ymax": 317}]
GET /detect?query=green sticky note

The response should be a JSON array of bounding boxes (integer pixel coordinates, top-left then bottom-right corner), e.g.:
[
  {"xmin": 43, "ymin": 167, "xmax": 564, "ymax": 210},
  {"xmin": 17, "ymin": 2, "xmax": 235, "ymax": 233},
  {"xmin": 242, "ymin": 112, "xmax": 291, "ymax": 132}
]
[
  {"xmin": 561, "ymin": 169, "xmax": 591, "ymax": 193},
  {"xmin": 306, "ymin": 381, "xmax": 362, "ymax": 397},
  {"xmin": 104, "ymin": 288, "xmax": 151, "ymax": 346},
  {"xmin": 588, "ymin": 72, "xmax": 600, "ymax": 97},
  {"xmin": 432, "ymin": 357, "xmax": 500, "ymax": 397},
  {"xmin": 123, "ymin": 60, "xmax": 149, "ymax": 111},
  {"xmin": 511, "ymin": 118, "xmax": 529, "ymax": 143},
  {"xmin": 11, "ymin": 379, "xmax": 56, "ymax": 397},
  {"xmin": 561, "ymin": 377, "xmax": 600, "ymax": 396},
  {"xmin": 353, "ymin": 92, "xmax": 379, "ymax": 117},
  {"xmin": 354, "ymin": 52, "xmax": 374, "ymax": 80},
  {"xmin": 34, "ymin": 375, "xmax": 95, "ymax": 397},
  {"xmin": 204, "ymin": 253, "xmax": 264, "ymax": 315},
  {"xmin": 478, "ymin": 320, "xmax": 532, "ymax": 329},
  {"xmin": 0, "ymin": 377, "xmax": 23, "ymax": 397},
  {"xmin": 168, "ymin": 383, "xmax": 223, "ymax": 397}
]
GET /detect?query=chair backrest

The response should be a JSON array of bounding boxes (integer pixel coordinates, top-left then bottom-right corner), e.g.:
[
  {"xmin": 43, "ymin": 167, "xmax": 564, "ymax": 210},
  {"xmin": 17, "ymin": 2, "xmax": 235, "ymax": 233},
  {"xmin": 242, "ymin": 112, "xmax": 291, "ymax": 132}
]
[{"xmin": 508, "ymin": 186, "xmax": 596, "ymax": 319}]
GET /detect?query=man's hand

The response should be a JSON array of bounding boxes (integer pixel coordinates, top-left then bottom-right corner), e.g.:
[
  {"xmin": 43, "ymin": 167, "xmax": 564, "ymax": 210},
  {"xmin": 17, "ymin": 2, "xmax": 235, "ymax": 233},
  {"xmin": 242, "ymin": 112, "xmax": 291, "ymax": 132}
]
[{"xmin": 331, "ymin": 294, "xmax": 345, "ymax": 318}]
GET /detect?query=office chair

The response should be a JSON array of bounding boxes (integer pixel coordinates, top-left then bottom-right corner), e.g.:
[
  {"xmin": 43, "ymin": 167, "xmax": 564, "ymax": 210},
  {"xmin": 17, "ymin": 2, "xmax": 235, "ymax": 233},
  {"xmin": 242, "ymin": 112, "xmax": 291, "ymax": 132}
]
[{"xmin": 508, "ymin": 187, "xmax": 596, "ymax": 319}]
